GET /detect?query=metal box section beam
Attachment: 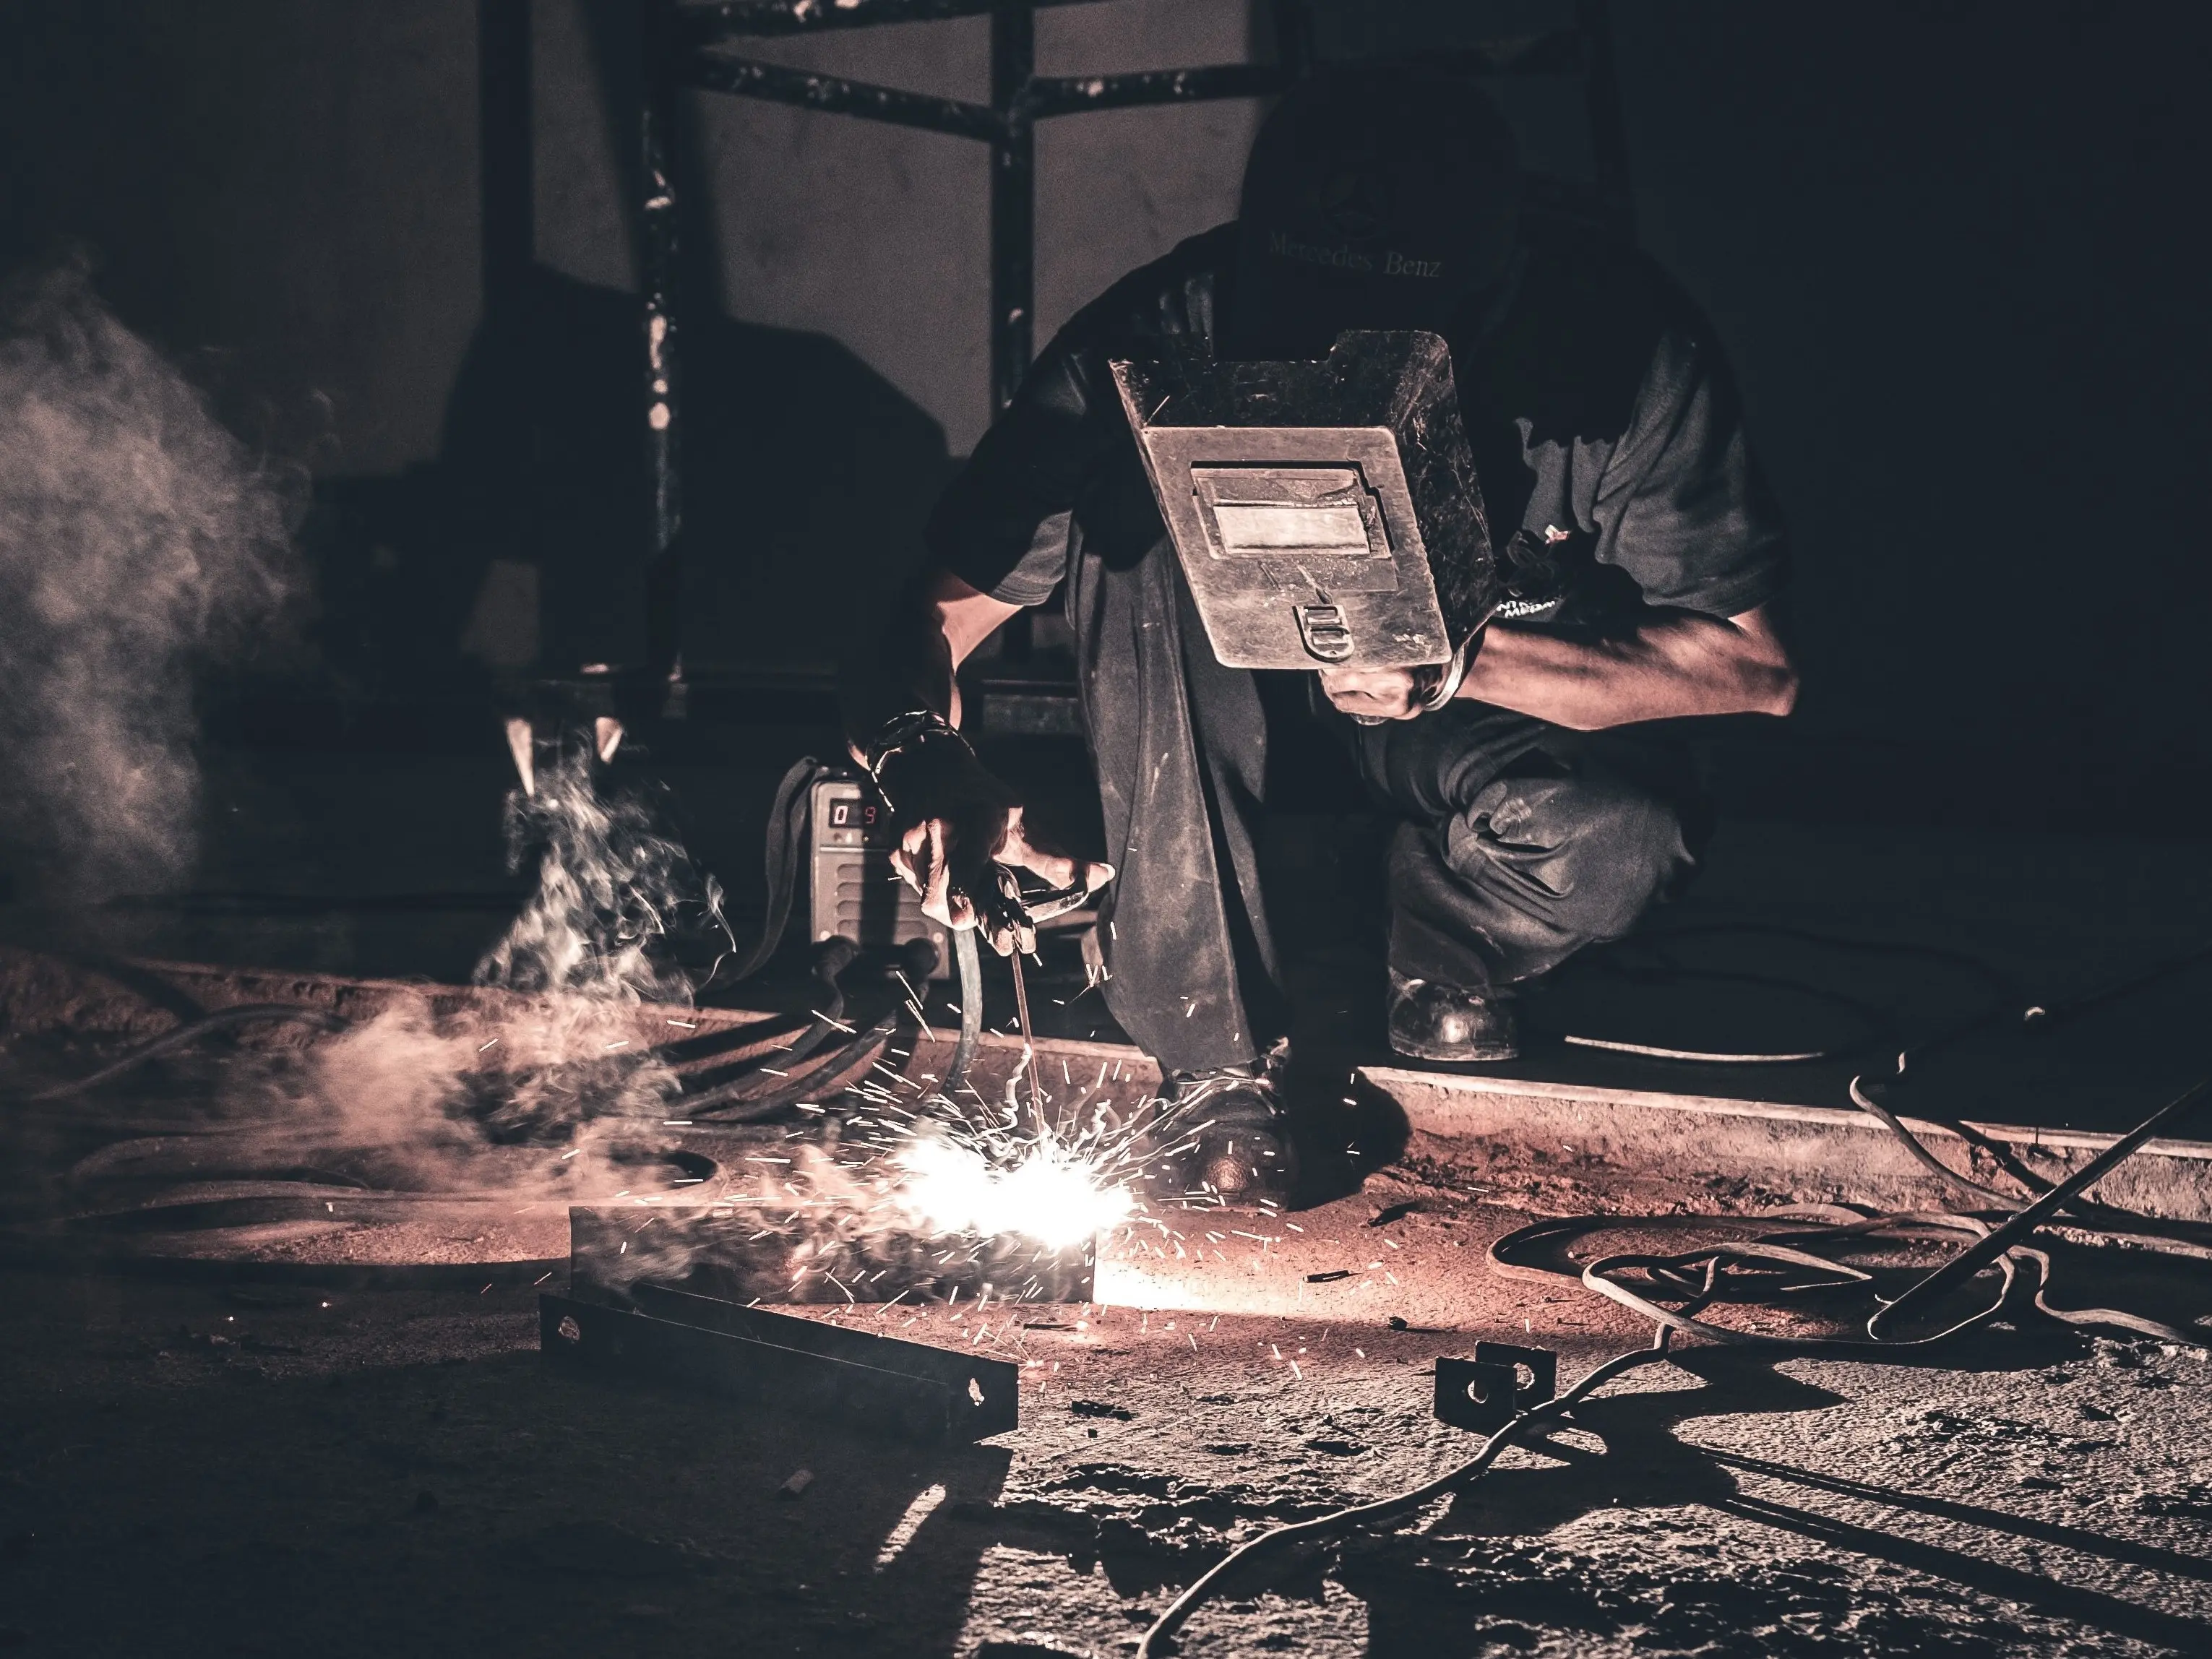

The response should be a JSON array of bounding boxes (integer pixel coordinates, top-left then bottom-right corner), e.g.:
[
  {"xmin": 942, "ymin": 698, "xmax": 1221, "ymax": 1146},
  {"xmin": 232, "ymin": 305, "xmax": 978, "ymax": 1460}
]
[
  {"xmin": 568, "ymin": 1204, "xmax": 1096, "ymax": 1307},
  {"xmin": 542, "ymin": 1283, "xmax": 1020, "ymax": 1441}
]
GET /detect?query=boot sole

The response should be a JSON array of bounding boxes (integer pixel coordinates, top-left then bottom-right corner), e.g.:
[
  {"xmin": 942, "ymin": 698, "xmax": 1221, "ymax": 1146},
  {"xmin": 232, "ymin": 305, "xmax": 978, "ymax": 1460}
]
[{"xmin": 1387, "ymin": 1034, "xmax": 1519, "ymax": 1064}]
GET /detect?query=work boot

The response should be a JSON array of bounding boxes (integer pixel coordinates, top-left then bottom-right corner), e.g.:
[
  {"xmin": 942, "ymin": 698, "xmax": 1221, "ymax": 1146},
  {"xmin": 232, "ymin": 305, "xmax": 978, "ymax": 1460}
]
[
  {"xmin": 1145, "ymin": 1040, "xmax": 1296, "ymax": 1204},
  {"xmin": 1387, "ymin": 970, "xmax": 1518, "ymax": 1063}
]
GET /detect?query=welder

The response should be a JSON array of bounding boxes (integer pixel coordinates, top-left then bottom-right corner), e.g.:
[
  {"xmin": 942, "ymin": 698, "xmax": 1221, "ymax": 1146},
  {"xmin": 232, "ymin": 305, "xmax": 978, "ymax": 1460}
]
[{"xmin": 845, "ymin": 68, "xmax": 1796, "ymax": 1199}]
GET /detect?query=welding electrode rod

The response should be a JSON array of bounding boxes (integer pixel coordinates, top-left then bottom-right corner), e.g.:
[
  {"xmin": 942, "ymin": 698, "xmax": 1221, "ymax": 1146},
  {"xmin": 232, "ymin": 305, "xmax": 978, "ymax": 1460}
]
[
  {"xmin": 1872, "ymin": 1073, "xmax": 2212, "ymax": 1337},
  {"xmin": 1009, "ymin": 949, "xmax": 1043, "ymax": 1129}
]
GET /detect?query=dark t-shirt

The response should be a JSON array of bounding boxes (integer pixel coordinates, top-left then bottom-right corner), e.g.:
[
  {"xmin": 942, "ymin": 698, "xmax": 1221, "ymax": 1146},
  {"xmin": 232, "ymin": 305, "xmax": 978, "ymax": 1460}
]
[{"xmin": 927, "ymin": 221, "xmax": 1787, "ymax": 632}]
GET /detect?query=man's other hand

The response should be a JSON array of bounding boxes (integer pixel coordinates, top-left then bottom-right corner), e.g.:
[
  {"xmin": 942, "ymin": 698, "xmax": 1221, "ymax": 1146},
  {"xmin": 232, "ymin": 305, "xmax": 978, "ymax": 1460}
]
[{"xmin": 1318, "ymin": 664, "xmax": 1423, "ymax": 722}]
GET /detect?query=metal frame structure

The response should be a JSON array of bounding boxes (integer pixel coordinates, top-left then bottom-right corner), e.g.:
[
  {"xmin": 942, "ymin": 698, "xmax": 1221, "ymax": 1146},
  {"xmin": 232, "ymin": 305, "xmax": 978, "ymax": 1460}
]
[{"xmin": 481, "ymin": 0, "xmax": 1631, "ymax": 685}]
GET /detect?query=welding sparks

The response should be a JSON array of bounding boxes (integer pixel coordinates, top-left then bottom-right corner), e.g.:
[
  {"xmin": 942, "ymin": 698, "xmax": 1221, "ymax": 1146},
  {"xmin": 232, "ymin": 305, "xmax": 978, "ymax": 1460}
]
[{"xmin": 893, "ymin": 1126, "xmax": 1133, "ymax": 1252}]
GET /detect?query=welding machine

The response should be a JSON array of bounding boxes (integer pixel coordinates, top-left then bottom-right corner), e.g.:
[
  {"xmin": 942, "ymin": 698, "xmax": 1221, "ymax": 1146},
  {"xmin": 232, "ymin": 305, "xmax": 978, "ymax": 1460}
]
[
  {"xmin": 806, "ymin": 768, "xmax": 952, "ymax": 978},
  {"xmin": 1111, "ymin": 330, "xmax": 1500, "ymax": 706}
]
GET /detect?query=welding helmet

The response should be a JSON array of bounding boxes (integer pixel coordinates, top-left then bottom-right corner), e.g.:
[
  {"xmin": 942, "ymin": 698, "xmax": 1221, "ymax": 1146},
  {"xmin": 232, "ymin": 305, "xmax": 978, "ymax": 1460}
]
[{"xmin": 1228, "ymin": 67, "xmax": 1523, "ymax": 360}]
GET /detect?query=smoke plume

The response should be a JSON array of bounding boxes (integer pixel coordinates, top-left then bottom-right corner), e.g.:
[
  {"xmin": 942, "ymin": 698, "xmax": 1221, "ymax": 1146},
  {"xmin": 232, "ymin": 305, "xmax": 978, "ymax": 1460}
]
[
  {"xmin": 475, "ymin": 747, "xmax": 719, "ymax": 1009},
  {"xmin": 233, "ymin": 746, "xmax": 732, "ymax": 1193},
  {"xmin": 0, "ymin": 256, "xmax": 294, "ymax": 897}
]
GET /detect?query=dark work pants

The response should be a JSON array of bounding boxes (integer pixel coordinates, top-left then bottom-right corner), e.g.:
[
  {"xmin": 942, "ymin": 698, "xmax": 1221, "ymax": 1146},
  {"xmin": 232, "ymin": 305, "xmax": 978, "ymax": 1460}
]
[{"xmin": 1068, "ymin": 540, "xmax": 1701, "ymax": 1074}]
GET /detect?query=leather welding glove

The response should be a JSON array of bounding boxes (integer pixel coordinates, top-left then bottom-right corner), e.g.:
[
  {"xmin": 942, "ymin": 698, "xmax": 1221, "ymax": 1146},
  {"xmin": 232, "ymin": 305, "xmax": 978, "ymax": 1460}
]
[{"xmin": 877, "ymin": 736, "xmax": 1113, "ymax": 957}]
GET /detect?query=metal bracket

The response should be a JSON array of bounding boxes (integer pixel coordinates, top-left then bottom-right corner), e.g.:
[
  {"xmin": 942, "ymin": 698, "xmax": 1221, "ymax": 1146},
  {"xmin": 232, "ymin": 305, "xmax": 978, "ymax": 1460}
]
[
  {"xmin": 1433, "ymin": 1342, "xmax": 1557, "ymax": 1434},
  {"xmin": 542, "ymin": 1284, "xmax": 1019, "ymax": 1442}
]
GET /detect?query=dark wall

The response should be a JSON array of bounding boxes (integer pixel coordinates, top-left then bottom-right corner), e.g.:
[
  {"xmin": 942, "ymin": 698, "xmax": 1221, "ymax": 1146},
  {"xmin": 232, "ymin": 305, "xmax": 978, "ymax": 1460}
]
[
  {"xmin": 1613, "ymin": 3, "xmax": 2212, "ymax": 783},
  {"xmin": 1314, "ymin": 0, "xmax": 2212, "ymax": 796},
  {"xmin": 0, "ymin": 1, "xmax": 482, "ymax": 473}
]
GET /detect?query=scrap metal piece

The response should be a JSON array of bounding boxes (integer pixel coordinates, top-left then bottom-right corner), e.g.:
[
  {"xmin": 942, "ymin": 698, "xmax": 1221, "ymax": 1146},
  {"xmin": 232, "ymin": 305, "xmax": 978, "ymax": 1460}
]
[
  {"xmin": 541, "ymin": 1283, "xmax": 1019, "ymax": 1442},
  {"xmin": 1111, "ymin": 331, "xmax": 1497, "ymax": 671},
  {"xmin": 1434, "ymin": 1341, "xmax": 1558, "ymax": 1433},
  {"xmin": 567, "ymin": 1205, "xmax": 1094, "ymax": 1307}
]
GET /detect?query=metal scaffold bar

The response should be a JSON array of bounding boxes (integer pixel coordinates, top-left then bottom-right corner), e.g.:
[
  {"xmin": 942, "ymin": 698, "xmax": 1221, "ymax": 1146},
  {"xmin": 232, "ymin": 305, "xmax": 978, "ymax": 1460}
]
[
  {"xmin": 676, "ymin": 0, "xmax": 1105, "ymax": 47},
  {"xmin": 641, "ymin": 0, "xmax": 685, "ymax": 686},
  {"xmin": 682, "ymin": 53, "xmax": 1002, "ymax": 141},
  {"xmin": 989, "ymin": 4, "xmax": 1035, "ymax": 414}
]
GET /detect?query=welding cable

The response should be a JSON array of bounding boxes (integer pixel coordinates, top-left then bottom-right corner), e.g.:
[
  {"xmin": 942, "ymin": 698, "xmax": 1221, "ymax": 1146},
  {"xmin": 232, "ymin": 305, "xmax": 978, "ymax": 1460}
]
[
  {"xmin": 1554, "ymin": 963, "xmax": 1875, "ymax": 1061},
  {"xmin": 1844, "ymin": 1073, "xmax": 2042, "ymax": 1207},
  {"xmin": 2021, "ymin": 934, "xmax": 2212, "ymax": 1035},
  {"xmin": 944, "ymin": 924, "xmax": 985, "ymax": 1104},
  {"xmin": 1552, "ymin": 1208, "xmax": 2212, "ymax": 1350},
  {"xmin": 2013, "ymin": 1233, "xmax": 2212, "ymax": 1347},
  {"xmin": 1834, "ymin": 931, "xmax": 2212, "ymax": 1203},
  {"xmin": 1546, "ymin": 922, "xmax": 2026, "ymax": 1067},
  {"xmin": 1486, "ymin": 1071, "xmax": 2212, "ymax": 1356},
  {"xmin": 674, "ymin": 1008, "xmax": 905, "ymax": 1124},
  {"xmin": 1562, "ymin": 1034, "xmax": 1835, "ymax": 1064},
  {"xmin": 1869, "ymin": 1074, "xmax": 2212, "ymax": 1338},
  {"xmin": 1149, "ymin": 955, "xmax": 2212, "ymax": 1655},
  {"xmin": 1486, "ymin": 1209, "xmax": 2020, "ymax": 1352},
  {"xmin": 1135, "ymin": 1330, "xmax": 1681, "ymax": 1659},
  {"xmin": 675, "ymin": 936, "xmax": 862, "ymax": 1091},
  {"xmin": 22, "ymin": 1004, "xmax": 352, "ymax": 1102}
]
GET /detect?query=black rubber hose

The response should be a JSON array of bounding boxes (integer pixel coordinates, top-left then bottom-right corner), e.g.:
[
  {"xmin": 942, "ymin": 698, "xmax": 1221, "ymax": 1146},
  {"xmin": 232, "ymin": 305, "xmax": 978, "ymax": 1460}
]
[
  {"xmin": 738, "ymin": 936, "xmax": 858, "ymax": 1076},
  {"xmin": 1871, "ymin": 1074, "xmax": 2212, "ymax": 1338},
  {"xmin": 693, "ymin": 756, "xmax": 827, "ymax": 994},
  {"xmin": 1845, "ymin": 1074, "xmax": 2028, "ymax": 1207},
  {"xmin": 24, "ymin": 1005, "xmax": 351, "ymax": 1102},
  {"xmin": 675, "ymin": 1009, "xmax": 903, "ymax": 1125},
  {"xmin": 943, "ymin": 924, "xmax": 984, "ymax": 1105},
  {"xmin": 1136, "ymin": 1332, "xmax": 1679, "ymax": 1658}
]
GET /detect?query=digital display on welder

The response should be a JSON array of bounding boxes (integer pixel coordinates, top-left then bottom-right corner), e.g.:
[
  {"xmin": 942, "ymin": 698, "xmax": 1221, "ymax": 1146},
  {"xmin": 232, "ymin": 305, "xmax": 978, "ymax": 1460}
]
[{"xmin": 827, "ymin": 799, "xmax": 875, "ymax": 830}]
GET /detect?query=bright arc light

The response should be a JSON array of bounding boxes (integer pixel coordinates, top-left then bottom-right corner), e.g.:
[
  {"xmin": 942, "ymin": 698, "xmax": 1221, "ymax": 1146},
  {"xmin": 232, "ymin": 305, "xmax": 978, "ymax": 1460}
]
[{"xmin": 895, "ymin": 1131, "xmax": 1132, "ymax": 1251}]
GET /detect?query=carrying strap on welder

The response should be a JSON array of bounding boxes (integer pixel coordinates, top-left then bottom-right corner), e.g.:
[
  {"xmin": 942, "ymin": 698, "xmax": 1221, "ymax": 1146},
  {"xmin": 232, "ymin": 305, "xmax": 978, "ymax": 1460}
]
[{"xmin": 713, "ymin": 756, "xmax": 829, "ymax": 987}]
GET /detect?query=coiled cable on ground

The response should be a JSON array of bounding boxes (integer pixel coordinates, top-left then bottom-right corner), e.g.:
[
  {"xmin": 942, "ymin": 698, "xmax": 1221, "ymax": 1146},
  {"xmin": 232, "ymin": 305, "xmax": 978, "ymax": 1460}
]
[
  {"xmin": 1144, "ymin": 933, "xmax": 2212, "ymax": 1654},
  {"xmin": 24, "ymin": 1004, "xmax": 352, "ymax": 1102},
  {"xmin": 1136, "ymin": 1330, "xmax": 1682, "ymax": 1658}
]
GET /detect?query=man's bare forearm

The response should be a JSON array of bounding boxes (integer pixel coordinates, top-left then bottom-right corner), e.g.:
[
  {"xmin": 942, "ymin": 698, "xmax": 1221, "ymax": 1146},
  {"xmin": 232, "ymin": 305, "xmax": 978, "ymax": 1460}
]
[
  {"xmin": 843, "ymin": 569, "xmax": 1022, "ymax": 747},
  {"xmin": 1458, "ymin": 604, "xmax": 1797, "ymax": 731}
]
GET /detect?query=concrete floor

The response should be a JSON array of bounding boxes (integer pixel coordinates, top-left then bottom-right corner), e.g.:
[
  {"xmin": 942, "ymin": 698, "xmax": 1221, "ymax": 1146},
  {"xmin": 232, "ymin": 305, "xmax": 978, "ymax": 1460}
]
[
  {"xmin": 2, "ymin": 1169, "xmax": 2208, "ymax": 1658},
  {"xmin": 4, "ymin": 738, "xmax": 2211, "ymax": 1655}
]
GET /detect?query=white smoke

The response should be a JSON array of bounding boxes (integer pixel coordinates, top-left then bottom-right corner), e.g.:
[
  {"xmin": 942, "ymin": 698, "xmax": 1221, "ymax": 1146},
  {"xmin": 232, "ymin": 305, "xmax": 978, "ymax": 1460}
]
[
  {"xmin": 240, "ymin": 746, "xmax": 732, "ymax": 1187},
  {"xmin": 0, "ymin": 255, "xmax": 295, "ymax": 897},
  {"xmin": 475, "ymin": 746, "xmax": 713, "ymax": 1008}
]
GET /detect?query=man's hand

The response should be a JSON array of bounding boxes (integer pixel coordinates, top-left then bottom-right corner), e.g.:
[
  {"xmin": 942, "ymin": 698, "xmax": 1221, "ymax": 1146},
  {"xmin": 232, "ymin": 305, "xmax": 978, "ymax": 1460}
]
[
  {"xmin": 877, "ymin": 738, "xmax": 1113, "ymax": 957},
  {"xmin": 1318, "ymin": 664, "xmax": 1424, "ymax": 723}
]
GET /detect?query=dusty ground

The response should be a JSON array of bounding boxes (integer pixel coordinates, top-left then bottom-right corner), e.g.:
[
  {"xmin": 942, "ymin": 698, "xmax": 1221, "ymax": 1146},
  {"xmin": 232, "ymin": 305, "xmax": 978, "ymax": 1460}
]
[{"xmin": 1, "ymin": 1171, "xmax": 2206, "ymax": 1658}]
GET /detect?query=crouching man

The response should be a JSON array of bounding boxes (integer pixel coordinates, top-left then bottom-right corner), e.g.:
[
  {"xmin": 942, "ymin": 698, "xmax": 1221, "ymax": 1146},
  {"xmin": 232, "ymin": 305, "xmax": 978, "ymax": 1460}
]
[{"xmin": 845, "ymin": 69, "xmax": 1796, "ymax": 1199}]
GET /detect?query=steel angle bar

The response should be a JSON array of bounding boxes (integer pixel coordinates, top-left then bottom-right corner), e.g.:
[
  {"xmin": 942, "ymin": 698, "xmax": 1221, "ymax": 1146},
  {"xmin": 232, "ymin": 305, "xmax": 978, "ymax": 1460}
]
[
  {"xmin": 60, "ymin": 1192, "xmax": 518, "ymax": 1233},
  {"xmin": 541, "ymin": 1287, "xmax": 1019, "ymax": 1441},
  {"xmin": 683, "ymin": 52, "xmax": 1002, "ymax": 142},
  {"xmin": 675, "ymin": 0, "xmax": 1105, "ymax": 48},
  {"xmin": 1016, "ymin": 32, "xmax": 1582, "ymax": 124},
  {"xmin": 1020, "ymin": 63, "xmax": 1291, "ymax": 120}
]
